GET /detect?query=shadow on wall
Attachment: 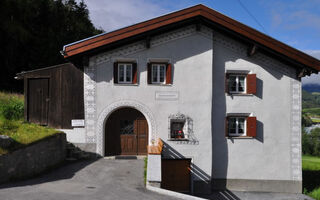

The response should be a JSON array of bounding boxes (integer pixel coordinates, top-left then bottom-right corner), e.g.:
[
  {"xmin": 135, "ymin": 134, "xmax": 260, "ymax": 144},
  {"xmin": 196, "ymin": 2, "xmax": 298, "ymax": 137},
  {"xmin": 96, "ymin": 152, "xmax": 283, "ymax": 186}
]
[
  {"xmin": 162, "ymin": 141, "xmax": 211, "ymax": 194},
  {"xmin": 94, "ymin": 31, "xmax": 212, "ymax": 84}
]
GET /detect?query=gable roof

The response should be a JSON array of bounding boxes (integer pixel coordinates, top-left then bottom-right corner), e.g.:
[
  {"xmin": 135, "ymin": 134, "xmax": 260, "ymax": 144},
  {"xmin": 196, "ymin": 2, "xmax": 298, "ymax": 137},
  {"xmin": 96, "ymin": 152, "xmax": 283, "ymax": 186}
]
[{"xmin": 62, "ymin": 4, "xmax": 320, "ymax": 72}]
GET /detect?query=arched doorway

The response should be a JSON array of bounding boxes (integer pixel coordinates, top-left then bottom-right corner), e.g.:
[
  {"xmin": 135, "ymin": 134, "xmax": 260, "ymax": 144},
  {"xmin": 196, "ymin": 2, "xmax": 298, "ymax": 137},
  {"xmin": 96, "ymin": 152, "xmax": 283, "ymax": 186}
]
[{"xmin": 105, "ymin": 107, "xmax": 148, "ymax": 156}]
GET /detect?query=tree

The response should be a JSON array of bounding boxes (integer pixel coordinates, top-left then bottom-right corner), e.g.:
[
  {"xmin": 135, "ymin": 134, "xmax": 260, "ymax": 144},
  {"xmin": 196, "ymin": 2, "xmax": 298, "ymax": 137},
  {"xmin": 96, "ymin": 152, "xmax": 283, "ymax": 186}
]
[{"xmin": 0, "ymin": 0, "xmax": 103, "ymax": 92}]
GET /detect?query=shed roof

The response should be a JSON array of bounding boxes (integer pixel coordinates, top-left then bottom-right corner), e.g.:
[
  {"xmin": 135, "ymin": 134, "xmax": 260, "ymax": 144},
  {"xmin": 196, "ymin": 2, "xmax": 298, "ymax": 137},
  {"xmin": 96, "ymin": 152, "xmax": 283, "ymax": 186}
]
[{"xmin": 62, "ymin": 4, "xmax": 320, "ymax": 72}]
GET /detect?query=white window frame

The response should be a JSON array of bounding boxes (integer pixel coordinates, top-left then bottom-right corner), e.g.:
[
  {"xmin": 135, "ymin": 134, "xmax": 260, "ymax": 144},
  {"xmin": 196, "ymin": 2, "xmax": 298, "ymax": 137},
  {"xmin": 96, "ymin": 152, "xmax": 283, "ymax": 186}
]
[
  {"xmin": 118, "ymin": 63, "xmax": 132, "ymax": 84},
  {"xmin": 228, "ymin": 117, "xmax": 247, "ymax": 137},
  {"xmin": 151, "ymin": 63, "xmax": 166, "ymax": 84},
  {"xmin": 229, "ymin": 74, "xmax": 246, "ymax": 94}
]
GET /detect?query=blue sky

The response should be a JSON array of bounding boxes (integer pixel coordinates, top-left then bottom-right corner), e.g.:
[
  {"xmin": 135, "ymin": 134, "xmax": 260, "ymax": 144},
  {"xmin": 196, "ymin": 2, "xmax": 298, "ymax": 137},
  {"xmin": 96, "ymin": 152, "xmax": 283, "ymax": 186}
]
[{"xmin": 81, "ymin": 0, "xmax": 320, "ymax": 84}]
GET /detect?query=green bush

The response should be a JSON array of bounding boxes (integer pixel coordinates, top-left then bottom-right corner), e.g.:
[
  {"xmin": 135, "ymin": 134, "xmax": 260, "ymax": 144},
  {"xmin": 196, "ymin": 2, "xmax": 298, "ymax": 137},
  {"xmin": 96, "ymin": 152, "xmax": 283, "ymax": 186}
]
[
  {"xmin": 303, "ymin": 128, "xmax": 320, "ymax": 157},
  {"xmin": 1, "ymin": 98, "xmax": 24, "ymax": 120}
]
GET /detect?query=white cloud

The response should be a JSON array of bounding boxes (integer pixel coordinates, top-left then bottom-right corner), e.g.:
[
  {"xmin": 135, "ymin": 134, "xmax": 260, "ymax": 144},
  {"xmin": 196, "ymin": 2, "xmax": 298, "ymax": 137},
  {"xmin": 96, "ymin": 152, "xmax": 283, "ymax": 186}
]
[
  {"xmin": 302, "ymin": 50, "xmax": 320, "ymax": 85},
  {"xmin": 81, "ymin": 0, "xmax": 170, "ymax": 32}
]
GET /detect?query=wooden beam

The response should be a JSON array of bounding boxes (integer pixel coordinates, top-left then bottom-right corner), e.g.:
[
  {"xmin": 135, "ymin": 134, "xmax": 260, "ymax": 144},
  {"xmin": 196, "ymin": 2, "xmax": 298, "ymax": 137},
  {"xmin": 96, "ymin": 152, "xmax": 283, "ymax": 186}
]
[
  {"xmin": 298, "ymin": 68, "xmax": 310, "ymax": 78},
  {"xmin": 247, "ymin": 44, "xmax": 258, "ymax": 57},
  {"xmin": 196, "ymin": 23, "xmax": 201, "ymax": 31},
  {"xmin": 146, "ymin": 36, "xmax": 151, "ymax": 48}
]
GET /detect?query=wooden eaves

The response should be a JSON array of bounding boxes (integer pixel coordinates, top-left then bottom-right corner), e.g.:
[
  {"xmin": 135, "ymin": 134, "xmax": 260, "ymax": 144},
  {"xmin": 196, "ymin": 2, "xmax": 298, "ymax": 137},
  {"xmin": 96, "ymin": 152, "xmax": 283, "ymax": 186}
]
[{"xmin": 61, "ymin": 4, "xmax": 320, "ymax": 73}]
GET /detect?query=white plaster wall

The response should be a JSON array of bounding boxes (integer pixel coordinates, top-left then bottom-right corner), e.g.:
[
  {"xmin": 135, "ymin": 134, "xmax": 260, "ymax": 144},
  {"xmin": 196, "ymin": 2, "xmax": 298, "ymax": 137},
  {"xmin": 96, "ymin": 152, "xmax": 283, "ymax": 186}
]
[
  {"xmin": 212, "ymin": 32, "xmax": 300, "ymax": 181},
  {"xmin": 93, "ymin": 26, "xmax": 213, "ymax": 180},
  {"xmin": 60, "ymin": 128, "xmax": 86, "ymax": 143},
  {"xmin": 82, "ymin": 25, "xmax": 301, "ymax": 184}
]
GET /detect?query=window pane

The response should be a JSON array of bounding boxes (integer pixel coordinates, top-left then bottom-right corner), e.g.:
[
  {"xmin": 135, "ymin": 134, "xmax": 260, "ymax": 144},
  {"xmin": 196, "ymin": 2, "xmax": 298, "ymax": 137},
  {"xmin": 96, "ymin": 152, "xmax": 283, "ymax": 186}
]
[
  {"xmin": 119, "ymin": 65, "xmax": 124, "ymax": 82},
  {"xmin": 159, "ymin": 65, "xmax": 165, "ymax": 82},
  {"xmin": 229, "ymin": 118, "xmax": 236, "ymax": 134},
  {"xmin": 238, "ymin": 118, "xmax": 245, "ymax": 134},
  {"xmin": 152, "ymin": 66, "xmax": 158, "ymax": 82},
  {"xmin": 126, "ymin": 65, "xmax": 132, "ymax": 82},
  {"xmin": 239, "ymin": 76, "xmax": 245, "ymax": 92},
  {"xmin": 229, "ymin": 76, "xmax": 237, "ymax": 92},
  {"xmin": 171, "ymin": 121, "xmax": 185, "ymax": 139},
  {"xmin": 120, "ymin": 120, "xmax": 134, "ymax": 135}
]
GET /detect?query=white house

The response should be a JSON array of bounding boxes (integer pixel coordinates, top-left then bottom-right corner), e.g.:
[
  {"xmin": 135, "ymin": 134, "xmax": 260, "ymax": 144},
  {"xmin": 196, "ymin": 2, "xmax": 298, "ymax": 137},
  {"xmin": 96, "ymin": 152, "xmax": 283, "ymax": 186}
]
[{"xmin": 21, "ymin": 4, "xmax": 320, "ymax": 195}]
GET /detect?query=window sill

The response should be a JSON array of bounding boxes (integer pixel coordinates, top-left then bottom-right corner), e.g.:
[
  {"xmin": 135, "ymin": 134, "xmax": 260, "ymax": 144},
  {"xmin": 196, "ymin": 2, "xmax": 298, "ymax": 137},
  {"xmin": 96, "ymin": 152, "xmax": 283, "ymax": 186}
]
[
  {"xmin": 227, "ymin": 93, "xmax": 253, "ymax": 96},
  {"xmin": 226, "ymin": 136, "xmax": 254, "ymax": 139},
  {"xmin": 148, "ymin": 83, "xmax": 172, "ymax": 86},
  {"xmin": 167, "ymin": 138, "xmax": 189, "ymax": 141},
  {"xmin": 114, "ymin": 83, "xmax": 139, "ymax": 86}
]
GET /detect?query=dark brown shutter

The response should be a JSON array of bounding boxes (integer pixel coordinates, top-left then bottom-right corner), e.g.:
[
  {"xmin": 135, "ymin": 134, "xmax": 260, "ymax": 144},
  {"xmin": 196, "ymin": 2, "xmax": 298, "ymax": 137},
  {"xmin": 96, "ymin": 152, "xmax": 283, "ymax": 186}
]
[
  {"xmin": 247, "ymin": 74, "xmax": 256, "ymax": 94},
  {"xmin": 225, "ymin": 73, "xmax": 229, "ymax": 93},
  {"xmin": 147, "ymin": 63, "xmax": 152, "ymax": 84},
  {"xmin": 166, "ymin": 63, "xmax": 172, "ymax": 84},
  {"xmin": 247, "ymin": 117, "xmax": 257, "ymax": 137},
  {"xmin": 132, "ymin": 63, "xmax": 137, "ymax": 84},
  {"xmin": 113, "ymin": 62, "xmax": 118, "ymax": 84},
  {"xmin": 225, "ymin": 117, "xmax": 229, "ymax": 137}
]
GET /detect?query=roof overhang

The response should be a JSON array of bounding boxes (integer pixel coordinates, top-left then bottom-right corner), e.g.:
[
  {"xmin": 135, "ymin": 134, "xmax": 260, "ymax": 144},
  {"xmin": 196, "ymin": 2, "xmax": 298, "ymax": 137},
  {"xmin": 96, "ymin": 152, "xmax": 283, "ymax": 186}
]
[{"xmin": 62, "ymin": 4, "xmax": 320, "ymax": 73}]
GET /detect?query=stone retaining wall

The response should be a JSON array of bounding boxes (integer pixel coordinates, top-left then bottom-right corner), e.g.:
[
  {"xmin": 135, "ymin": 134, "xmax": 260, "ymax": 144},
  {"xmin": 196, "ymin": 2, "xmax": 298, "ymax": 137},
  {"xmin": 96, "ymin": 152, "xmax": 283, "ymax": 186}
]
[{"xmin": 0, "ymin": 133, "xmax": 66, "ymax": 183}]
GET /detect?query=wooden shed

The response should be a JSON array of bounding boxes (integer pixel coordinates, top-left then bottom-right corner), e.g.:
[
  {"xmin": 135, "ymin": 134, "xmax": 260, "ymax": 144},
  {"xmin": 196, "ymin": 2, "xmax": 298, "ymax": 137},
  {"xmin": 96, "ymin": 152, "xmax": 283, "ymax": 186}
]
[{"xmin": 16, "ymin": 63, "xmax": 84, "ymax": 129}]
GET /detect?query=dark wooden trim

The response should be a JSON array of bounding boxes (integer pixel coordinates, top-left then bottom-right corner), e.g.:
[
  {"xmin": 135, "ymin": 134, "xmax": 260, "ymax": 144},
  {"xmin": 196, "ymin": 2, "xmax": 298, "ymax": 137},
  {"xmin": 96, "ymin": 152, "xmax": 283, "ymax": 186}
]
[
  {"xmin": 246, "ymin": 74, "xmax": 257, "ymax": 95},
  {"xmin": 247, "ymin": 44, "xmax": 258, "ymax": 57},
  {"xmin": 147, "ymin": 63, "xmax": 152, "ymax": 84},
  {"xmin": 166, "ymin": 63, "xmax": 172, "ymax": 84},
  {"xmin": 63, "ymin": 5, "xmax": 320, "ymax": 72},
  {"xmin": 247, "ymin": 116, "xmax": 257, "ymax": 137},
  {"xmin": 146, "ymin": 36, "xmax": 151, "ymax": 48}
]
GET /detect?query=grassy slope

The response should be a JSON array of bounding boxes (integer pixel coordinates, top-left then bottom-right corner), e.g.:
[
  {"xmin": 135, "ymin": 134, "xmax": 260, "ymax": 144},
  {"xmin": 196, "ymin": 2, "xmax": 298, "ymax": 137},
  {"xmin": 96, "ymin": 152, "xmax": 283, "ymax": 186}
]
[
  {"xmin": 0, "ymin": 91, "xmax": 60, "ymax": 154},
  {"xmin": 302, "ymin": 155, "xmax": 320, "ymax": 200}
]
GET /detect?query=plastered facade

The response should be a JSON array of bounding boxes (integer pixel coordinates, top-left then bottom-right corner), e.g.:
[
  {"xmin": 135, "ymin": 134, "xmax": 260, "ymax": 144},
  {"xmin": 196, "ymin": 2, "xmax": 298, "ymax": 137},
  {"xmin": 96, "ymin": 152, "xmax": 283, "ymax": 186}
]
[{"xmin": 65, "ymin": 25, "xmax": 301, "ymax": 193}]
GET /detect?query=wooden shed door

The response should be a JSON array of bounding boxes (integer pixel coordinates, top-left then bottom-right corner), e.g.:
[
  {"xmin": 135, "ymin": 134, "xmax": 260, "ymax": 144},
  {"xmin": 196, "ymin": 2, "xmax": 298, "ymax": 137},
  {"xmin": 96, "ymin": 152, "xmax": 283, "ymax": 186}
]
[
  {"xmin": 27, "ymin": 78, "xmax": 49, "ymax": 125},
  {"xmin": 105, "ymin": 108, "xmax": 148, "ymax": 156},
  {"xmin": 161, "ymin": 159, "xmax": 191, "ymax": 193}
]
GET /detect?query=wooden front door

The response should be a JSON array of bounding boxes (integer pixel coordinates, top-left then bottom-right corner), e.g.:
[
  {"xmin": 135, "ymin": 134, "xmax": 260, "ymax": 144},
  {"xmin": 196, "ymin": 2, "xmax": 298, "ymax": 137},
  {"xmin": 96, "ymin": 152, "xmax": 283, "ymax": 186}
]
[
  {"xmin": 105, "ymin": 108, "xmax": 148, "ymax": 156},
  {"xmin": 27, "ymin": 78, "xmax": 49, "ymax": 125},
  {"xmin": 161, "ymin": 159, "xmax": 191, "ymax": 193}
]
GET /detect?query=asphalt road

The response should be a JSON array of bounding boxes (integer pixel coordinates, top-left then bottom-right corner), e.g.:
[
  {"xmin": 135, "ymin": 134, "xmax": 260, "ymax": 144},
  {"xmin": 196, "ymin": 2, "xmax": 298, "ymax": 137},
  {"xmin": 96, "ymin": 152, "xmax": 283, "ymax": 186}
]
[{"xmin": 0, "ymin": 158, "xmax": 180, "ymax": 200}]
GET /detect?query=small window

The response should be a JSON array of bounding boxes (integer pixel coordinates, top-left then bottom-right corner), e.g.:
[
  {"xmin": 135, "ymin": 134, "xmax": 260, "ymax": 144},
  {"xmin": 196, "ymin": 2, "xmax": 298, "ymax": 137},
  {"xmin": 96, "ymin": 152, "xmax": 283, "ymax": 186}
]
[
  {"xmin": 147, "ymin": 62, "xmax": 172, "ymax": 85},
  {"xmin": 226, "ymin": 115, "xmax": 257, "ymax": 138},
  {"xmin": 168, "ymin": 113, "xmax": 193, "ymax": 140},
  {"xmin": 118, "ymin": 63, "xmax": 132, "ymax": 83},
  {"xmin": 228, "ymin": 117, "xmax": 246, "ymax": 136},
  {"xmin": 225, "ymin": 72, "xmax": 257, "ymax": 95},
  {"xmin": 171, "ymin": 121, "xmax": 185, "ymax": 139},
  {"xmin": 152, "ymin": 64, "xmax": 166, "ymax": 84},
  {"xmin": 229, "ymin": 74, "xmax": 246, "ymax": 93},
  {"xmin": 120, "ymin": 120, "xmax": 134, "ymax": 135}
]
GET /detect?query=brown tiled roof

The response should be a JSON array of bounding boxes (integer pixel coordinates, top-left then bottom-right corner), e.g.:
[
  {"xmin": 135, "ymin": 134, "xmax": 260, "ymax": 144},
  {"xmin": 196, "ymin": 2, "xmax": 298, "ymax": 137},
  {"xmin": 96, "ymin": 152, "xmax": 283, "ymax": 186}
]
[{"xmin": 62, "ymin": 4, "xmax": 320, "ymax": 71}]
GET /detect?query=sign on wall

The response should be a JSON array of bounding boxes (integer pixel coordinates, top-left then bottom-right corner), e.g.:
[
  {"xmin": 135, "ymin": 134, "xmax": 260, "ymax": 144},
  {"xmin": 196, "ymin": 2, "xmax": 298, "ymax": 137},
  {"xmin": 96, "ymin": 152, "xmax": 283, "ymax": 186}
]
[{"xmin": 71, "ymin": 119, "xmax": 85, "ymax": 127}]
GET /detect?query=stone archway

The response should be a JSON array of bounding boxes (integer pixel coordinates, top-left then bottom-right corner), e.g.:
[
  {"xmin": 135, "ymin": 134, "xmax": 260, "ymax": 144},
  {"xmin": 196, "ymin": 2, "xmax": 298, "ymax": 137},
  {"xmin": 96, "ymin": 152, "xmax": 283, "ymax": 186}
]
[
  {"xmin": 96, "ymin": 100, "xmax": 157, "ymax": 156},
  {"xmin": 104, "ymin": 107, "xmax": 148, "ymax": 156}
]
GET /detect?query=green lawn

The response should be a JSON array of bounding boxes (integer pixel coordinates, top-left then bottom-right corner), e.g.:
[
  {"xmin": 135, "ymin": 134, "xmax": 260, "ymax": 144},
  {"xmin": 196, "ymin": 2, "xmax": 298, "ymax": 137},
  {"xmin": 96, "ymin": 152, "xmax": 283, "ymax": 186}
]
[
  {"xmin": 303, "ymin": 155, "xmax": 320, "ymax": 200},
  {"xmin": 0, "ymin": 91, "xmax": 60, "ymax": 154},
  {"xmin": 311, "ymin": 118, "xmax": 320, "ymax": 123},
  {"xmin": 303, "ymin": 108, "xmax": 320, "ymax": 118}
]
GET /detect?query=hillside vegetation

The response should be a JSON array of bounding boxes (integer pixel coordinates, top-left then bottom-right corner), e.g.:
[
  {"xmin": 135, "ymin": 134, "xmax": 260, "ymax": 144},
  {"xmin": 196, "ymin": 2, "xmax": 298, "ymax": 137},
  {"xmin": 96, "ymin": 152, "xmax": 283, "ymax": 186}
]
[
  {"xmin": 303, "ymin": 155, "xmax": 320, "ymax": 200},
  {"xmin": 0, "ymin": 0, "xmax": 103, "ymax": 91},
  {"xmin": 0, "ymin": 92, "xmax": 59, "ymax": 154},
  {"xmin": 302, "ymin": 90, "xmax": 320, "ymax": 126}
]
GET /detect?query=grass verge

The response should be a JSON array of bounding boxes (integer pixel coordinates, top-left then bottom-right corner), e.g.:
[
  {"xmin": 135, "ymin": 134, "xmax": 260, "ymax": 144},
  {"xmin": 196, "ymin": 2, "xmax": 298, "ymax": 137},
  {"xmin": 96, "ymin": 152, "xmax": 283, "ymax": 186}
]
[
  {"xmin": 303, "ymin": 155, "xmax": 320, "ymax": 200},
  {"xmin": 144, "ymin": 157, "xmax": 148, "ymax": 185},
  {"xmin": 0, "ymin": 91, "xmax": 60, "ymax": 154}
]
